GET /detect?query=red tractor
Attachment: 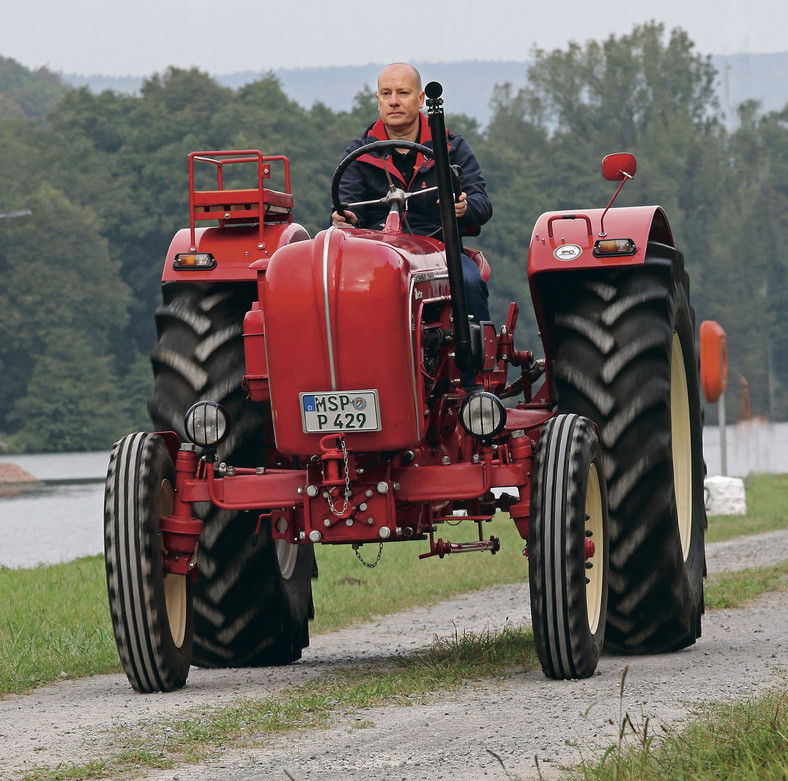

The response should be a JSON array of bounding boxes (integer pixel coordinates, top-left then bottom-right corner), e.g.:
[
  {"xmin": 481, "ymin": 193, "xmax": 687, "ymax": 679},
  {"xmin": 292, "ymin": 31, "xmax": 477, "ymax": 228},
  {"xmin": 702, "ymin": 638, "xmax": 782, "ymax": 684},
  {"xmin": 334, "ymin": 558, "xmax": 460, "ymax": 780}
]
[{"xmin": 104, "ymin": 83, "xmax": 706, "ymax": 692}]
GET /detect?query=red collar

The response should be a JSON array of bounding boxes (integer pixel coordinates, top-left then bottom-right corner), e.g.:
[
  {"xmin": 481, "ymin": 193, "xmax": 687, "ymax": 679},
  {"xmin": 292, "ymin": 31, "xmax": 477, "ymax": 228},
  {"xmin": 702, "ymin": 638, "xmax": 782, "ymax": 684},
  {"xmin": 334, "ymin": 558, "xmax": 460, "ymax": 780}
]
[
  {"xmin": 367, "ymin": 113, "xmax": 434, "ymax": 146},
  {"xmin": 360, "ymin": 114, "xmax": 437, "ymax": 185}
]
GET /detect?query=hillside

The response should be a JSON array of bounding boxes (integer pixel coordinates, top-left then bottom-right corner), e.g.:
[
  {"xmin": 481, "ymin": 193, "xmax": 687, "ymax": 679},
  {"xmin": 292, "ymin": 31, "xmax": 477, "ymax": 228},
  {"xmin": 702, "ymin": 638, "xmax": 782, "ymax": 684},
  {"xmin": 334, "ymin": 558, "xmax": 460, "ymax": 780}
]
[{"xmin": 62, "ymin": 52, "xmax": 788, "ymax": 126}]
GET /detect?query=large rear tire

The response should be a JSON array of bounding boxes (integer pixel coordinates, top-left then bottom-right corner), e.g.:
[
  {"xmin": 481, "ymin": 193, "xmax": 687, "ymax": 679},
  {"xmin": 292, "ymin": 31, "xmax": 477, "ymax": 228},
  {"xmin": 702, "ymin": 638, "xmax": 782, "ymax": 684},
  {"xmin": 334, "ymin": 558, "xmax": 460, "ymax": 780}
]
[
  {"xmin": 549, "ymin": 258, "xmax": 706, "ymax": 653},
  {"xmin": 529, "ymin": 414, "xmax": 609, "ymax": 679},
  {"xmin": 104, "ymin": 432, "xmax": 192, "ymax": 693},
  {"xmin": 148, "ymin": 281, "xmax": 314, "ymax": 667}
]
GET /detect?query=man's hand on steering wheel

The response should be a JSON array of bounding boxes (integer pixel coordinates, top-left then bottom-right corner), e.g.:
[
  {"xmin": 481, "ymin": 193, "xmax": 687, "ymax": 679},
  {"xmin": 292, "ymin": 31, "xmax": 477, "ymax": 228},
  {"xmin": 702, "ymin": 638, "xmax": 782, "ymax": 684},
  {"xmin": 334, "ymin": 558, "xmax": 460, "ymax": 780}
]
[
  {"xmin": 453, "ymin": 191, "xmax": 468, "ymax": 219},
  {"xmin": 331, "ymin": 209, "xmax": 358, "ymax": 227}
]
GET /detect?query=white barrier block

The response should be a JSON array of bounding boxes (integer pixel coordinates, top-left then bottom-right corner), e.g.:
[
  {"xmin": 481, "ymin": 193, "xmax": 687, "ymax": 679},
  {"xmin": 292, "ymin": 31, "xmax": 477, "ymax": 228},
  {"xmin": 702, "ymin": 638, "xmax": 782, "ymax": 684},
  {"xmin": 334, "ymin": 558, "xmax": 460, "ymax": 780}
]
[{"xmin": 704, "ymin": 475, "xmax": 747, "ymax": 516}]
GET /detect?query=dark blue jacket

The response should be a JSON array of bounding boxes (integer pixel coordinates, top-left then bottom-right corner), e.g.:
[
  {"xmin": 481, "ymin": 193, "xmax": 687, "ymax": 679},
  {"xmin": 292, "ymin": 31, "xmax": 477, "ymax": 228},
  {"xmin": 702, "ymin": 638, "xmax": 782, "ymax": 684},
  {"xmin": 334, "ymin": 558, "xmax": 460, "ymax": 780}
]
[{"xmin": 337, "ymin": 114, "xmax": 492, "ymax": 238}]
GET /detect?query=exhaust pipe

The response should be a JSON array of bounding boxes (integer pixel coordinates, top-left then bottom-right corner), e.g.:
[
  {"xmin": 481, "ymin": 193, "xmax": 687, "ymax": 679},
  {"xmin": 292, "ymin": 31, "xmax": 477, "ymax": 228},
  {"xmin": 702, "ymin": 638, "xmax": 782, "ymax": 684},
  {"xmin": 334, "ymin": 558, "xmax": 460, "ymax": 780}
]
[{"xmin": 425, "ymin": 81, "xmax": 479, "ymax": 374}]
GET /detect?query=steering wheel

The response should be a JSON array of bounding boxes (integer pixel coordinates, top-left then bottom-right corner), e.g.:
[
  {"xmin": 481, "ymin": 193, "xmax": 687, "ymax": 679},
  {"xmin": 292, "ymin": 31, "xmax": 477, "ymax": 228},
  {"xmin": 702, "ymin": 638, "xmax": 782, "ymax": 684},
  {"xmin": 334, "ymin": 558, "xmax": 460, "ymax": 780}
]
[{"xmin": 330, "ymin": 139, "xmax": 460, "ymax": 219}]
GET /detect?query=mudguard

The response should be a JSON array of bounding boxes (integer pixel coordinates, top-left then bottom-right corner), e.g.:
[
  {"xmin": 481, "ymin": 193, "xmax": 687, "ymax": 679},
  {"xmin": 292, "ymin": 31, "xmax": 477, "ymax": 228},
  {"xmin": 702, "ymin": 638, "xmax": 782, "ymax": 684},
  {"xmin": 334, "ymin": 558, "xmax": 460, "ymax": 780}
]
[
  {"xmin": 162, "ymin": 223, "xmax": 310, "ymax": 283},
  {"xmin": 528, "ymin": 205, "xmax": 673, "ymax": 278},
  {"xmin": 528, "ymin": 205, "xmax": 678, "ymax": 363}
]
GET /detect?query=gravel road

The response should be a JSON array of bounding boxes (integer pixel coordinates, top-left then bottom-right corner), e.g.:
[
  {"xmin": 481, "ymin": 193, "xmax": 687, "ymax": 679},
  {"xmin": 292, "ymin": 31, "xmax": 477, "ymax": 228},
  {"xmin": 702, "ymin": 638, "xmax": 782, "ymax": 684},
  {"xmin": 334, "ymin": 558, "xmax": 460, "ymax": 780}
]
[{"xmin": 2, "ymin": 529, "xmax": 787, "ymax": 781}]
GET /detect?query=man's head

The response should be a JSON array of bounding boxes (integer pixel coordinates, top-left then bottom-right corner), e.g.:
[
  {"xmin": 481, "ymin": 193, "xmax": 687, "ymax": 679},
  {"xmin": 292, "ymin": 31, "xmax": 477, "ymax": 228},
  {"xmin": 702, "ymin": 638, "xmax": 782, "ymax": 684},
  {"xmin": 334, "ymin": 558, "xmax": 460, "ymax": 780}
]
[{"xmin": 376, "ymin": 63, "xmax": 424, "ymax": 141}]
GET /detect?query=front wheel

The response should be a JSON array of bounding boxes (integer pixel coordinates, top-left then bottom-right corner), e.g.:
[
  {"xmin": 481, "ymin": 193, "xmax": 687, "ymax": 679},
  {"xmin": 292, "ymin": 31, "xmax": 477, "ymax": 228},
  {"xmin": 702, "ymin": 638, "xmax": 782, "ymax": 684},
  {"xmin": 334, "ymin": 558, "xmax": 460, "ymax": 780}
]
[
  {"xmin": 529, "ymin": 414, "xmax": 609, "ymax": 680},
  {"xmin": 104, "ymin": 433, "xmax": 193, "ymax": 692}
]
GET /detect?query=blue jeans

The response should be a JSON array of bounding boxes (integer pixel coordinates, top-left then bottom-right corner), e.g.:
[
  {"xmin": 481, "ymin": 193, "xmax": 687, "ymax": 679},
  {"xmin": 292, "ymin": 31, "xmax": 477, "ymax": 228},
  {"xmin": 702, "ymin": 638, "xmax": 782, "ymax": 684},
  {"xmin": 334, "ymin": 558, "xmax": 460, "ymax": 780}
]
[
  {"xmin": 461, "ymin": 250, "xmax": 491, "ymax": 323},
  {"xmin": 460, "ymin": 250, "xmax": 491, "ymax": 388}
]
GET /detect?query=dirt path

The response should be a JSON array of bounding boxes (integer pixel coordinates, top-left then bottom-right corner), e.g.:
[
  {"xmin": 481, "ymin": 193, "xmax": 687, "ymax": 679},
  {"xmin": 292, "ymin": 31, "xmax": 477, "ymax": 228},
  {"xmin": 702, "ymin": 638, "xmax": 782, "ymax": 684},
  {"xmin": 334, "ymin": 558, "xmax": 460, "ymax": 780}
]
[{"xmin": 2, "ymin": 530, "xmax": 787, "ymax": 781}]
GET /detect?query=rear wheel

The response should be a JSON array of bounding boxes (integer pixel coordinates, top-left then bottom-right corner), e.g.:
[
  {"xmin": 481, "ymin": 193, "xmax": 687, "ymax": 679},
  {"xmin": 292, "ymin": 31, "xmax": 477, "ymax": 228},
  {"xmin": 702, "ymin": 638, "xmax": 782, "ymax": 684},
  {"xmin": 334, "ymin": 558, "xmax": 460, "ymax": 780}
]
[
  {"xmin": 549, "ymin": 259, "xmax": 706, "ymax": 653},
  {"xmin": 104, "ymin": 433, "xmax": 192, "ymax": 692},
  {"xmin": 193, "ymin": 509, "xmax": 314, "ymax": 666},
  {"xmin": 529, "ymin": 414, "xmax": 609, "ymax": 679},
  {"xmin": 148, "ymin": 281, "xmax": 314, "ymax": 667}
]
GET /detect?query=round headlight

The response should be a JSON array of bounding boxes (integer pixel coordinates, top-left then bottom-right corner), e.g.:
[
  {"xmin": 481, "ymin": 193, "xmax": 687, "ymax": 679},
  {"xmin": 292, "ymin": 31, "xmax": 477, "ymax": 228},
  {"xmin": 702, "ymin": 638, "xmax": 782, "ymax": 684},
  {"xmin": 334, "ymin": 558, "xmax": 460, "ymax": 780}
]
[
  {"xmin": 459, "ymin": 391, "xmax": 506, "ymax": 439},
  {"xmin": 184, "ymin": 401, "xmax": 229, "ymax": 447}
]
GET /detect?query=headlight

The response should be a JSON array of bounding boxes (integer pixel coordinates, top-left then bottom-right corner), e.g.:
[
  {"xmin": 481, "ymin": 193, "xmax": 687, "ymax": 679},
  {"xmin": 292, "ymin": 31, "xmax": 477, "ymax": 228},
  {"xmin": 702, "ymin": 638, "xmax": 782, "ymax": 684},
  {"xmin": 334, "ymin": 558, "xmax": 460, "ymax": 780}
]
[
  {"xmin": 459, "ymin": 391, "xmax": 506, "ymax": 439},
  {"xmin": 184, "ymin": 401, "xmax": 229, "ymax": 447}
]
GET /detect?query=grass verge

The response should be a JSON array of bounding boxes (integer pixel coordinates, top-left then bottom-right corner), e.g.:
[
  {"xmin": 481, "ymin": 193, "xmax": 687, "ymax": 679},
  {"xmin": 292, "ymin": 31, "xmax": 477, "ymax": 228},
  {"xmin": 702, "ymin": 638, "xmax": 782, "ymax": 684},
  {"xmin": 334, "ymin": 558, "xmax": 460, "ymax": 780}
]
[
  {"xmin": 573, "ymin": 670, "xmax": 788, "ymax": 781},
  {"xmin": 705, "ymin": 560, "xmax": 788, "ymax": 610},
  {"xmin": 0, "ymin": 556, "xmax": 119, "ymax": 694},
  {"xmin": 0, "ymin": 514, "xmax": 528, "ymax": 696}
]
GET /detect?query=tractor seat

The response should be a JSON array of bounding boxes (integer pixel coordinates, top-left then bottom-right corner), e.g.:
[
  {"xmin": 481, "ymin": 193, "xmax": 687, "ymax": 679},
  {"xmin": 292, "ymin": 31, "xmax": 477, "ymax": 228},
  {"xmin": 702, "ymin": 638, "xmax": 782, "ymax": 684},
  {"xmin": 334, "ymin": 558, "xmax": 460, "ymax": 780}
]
[
  {"xmin": 192, "ymin": 188, "xmax": 293, "ymax": 222},
  {"xmin": 465, "ymin": 247, "xmax": 491, "ymax": 282}
]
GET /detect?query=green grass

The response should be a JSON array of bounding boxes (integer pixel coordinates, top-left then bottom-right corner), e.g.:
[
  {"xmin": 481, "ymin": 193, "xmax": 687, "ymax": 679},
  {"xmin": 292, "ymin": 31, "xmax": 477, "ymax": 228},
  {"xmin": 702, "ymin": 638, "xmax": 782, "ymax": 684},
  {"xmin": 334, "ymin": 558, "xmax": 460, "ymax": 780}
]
[
  {"xmin": 705, "ymin": 561, "xmax": 788, "ymax": 610},
  {"xmin": 574, "ymin": 675, "xmax": 788, "ymax": 781},
  {"xmin": 0, "ymin": 515, "xmax": 528, "ymax": 696},
  {"xmin": 0, "ymin": 556, "xmax": 119, "ymax": 694},
  {"xmin": 706, "ymin": 473, "xmax": 788, "ymax": 544}
]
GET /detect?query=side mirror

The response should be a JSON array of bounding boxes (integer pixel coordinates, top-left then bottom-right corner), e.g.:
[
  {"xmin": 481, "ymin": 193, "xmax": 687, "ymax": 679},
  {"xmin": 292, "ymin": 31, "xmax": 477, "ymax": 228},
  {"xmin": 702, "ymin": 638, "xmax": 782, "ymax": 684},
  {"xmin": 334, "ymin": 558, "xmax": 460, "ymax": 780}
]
[
  {"xmin": 602, "ymin": 153, "xmax": 637, "ymax": 182},
  {"xmin": 599, "ymin": 153, "xmax": 637, "ymax": 237}
]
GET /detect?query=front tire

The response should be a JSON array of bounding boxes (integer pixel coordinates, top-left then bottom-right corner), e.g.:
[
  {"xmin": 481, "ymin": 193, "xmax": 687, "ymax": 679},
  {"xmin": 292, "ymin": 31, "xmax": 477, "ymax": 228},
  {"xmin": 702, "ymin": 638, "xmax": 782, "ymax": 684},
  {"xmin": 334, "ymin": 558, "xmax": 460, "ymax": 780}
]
[
  {"xmin": 529, "ymin": 414, "xmax": 609, "ymax": 679},
  {"xmin": 104, "ymin": 433, "xmax": 193, "ymax": 693},
  {"xmin": 549, "ymin": 258, "xmax": 706, "ymax": 653}
]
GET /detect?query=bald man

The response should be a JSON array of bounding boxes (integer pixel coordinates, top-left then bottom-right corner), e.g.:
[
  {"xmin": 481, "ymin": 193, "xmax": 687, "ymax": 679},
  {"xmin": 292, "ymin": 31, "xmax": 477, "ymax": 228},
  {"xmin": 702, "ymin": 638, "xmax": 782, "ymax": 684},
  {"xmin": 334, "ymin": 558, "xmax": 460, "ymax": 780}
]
[{"xmin": 332, "ymin": 63, "xmax": 493, "ymax": 336}]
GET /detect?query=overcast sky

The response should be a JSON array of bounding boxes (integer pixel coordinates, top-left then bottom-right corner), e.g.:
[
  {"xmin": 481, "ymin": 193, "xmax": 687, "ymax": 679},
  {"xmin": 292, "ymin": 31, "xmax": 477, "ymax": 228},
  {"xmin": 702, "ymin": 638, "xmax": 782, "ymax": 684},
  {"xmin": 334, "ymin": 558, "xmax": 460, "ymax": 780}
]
[{"xmin": 0, "ymin": 0, "xmax": 784, "ymax": 77}]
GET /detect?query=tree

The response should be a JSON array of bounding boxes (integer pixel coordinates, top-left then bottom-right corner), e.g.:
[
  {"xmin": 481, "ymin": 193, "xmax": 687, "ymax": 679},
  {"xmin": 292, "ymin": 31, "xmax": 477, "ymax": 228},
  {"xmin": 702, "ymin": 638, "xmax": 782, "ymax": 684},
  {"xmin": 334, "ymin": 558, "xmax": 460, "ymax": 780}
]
[
  {"xmin": 0, "ymin": 184, "xmax": 130, "ymax": 440},
  {"xmin": 477, "ymin": 24, "xmax": 750, "ymax": 402},
  {"xmin": 8, "ymin": 329, "xmax": 128, "ymax": 451},
  {"xmin": 727, "ymin": 102, "xmax": 788, "ymax": 419},
  {"xmin": 0, "ymin": 56, "xmax": 67, "ymax": 121},
  {"xmin": 519, "ymin": 23, "xmax": 718, "ymax": 144}
]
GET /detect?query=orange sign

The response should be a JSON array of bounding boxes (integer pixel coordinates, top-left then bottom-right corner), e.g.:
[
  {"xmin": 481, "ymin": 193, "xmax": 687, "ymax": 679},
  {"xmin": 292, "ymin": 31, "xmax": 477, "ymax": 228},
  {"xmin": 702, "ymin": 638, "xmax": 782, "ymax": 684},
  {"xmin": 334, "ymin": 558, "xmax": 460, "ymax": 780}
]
[{"xmin": 699, "ymin": 321, "xmax": 728, "ymax": 403}]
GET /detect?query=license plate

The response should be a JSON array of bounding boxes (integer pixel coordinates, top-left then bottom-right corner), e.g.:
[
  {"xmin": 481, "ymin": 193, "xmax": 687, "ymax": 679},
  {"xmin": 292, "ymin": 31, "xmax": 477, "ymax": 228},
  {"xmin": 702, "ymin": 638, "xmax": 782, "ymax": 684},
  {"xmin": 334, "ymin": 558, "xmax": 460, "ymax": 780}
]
[{"xmin": 300, "ymin": 390, "xmax": 381, "ymax": 433}]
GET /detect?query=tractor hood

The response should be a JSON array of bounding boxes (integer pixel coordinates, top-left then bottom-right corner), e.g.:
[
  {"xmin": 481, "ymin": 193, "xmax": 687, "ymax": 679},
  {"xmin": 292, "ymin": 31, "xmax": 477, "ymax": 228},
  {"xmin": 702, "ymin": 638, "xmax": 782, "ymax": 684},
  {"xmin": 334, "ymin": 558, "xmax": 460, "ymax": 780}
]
[{"xmin": 259, "ymin": 226, "xmax": 448, "ymax": 455}]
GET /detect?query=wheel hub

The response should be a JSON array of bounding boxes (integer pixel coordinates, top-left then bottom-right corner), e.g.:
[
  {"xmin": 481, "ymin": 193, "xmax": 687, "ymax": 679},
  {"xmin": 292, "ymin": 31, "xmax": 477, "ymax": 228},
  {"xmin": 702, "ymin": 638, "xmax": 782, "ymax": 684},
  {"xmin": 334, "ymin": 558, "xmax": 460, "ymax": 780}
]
[
  {"xmin": 671, "ymin": 332, "xmax": 693, "ymax": 561},
  {"xmin": 584, "ymin": 463, "xmax": 604, "ymax": 634},
  {"xmin": 159, "ymin": 479, "xmax": 187, "ymax": 648}
]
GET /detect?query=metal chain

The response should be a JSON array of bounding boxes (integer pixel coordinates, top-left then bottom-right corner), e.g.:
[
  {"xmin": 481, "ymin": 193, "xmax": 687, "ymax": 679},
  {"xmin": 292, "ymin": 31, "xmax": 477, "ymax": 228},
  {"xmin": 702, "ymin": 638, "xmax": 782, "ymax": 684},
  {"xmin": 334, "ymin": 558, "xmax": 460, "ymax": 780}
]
[
  {"xmin": 354, "ymin": 542, "xmax": 384, "ymax": 568},
  {"xmin": 326, "ymin": 437, "xmax": 351, "ymax": 517}
]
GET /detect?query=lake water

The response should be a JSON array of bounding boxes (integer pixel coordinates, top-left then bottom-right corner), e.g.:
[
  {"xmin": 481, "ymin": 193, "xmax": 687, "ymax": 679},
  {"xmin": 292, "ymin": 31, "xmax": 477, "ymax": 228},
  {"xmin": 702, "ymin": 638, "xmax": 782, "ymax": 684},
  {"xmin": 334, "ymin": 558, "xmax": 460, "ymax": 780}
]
[{"xmin": 0, "ymin": 452, "xmax": 108, "ymax": 569}]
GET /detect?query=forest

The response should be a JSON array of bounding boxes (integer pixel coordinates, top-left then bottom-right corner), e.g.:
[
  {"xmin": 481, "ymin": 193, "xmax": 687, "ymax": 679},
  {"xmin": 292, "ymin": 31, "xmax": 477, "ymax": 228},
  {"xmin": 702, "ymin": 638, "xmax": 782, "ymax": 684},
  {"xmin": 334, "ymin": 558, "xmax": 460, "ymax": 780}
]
[{"xmin": 1, "ymin": 22, "xmax": 786, "ymax": 452}]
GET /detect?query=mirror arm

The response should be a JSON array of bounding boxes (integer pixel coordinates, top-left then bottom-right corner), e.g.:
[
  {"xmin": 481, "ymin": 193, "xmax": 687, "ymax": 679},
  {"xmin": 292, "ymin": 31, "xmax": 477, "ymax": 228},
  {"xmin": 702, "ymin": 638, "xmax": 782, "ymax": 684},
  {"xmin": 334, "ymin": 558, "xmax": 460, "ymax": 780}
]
[{"xmin": 599, "ymin": 171, "xmax": 633, "ymax": 237}]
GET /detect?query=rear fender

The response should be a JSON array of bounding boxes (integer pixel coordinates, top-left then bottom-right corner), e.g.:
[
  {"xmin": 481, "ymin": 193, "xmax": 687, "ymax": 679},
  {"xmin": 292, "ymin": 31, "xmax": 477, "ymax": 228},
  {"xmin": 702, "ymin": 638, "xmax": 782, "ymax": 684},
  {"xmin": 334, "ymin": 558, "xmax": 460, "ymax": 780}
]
[
  {"xmin": 161, "ymin": 223, "xmax": 310, "ymax": 283},
  {"xmin": 528, "ymin": 205, "xmax": 678, "ymax": 399},
  {"xmin": 528, "ymin": 205, "xmax": 673, "ymax": 279}
]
